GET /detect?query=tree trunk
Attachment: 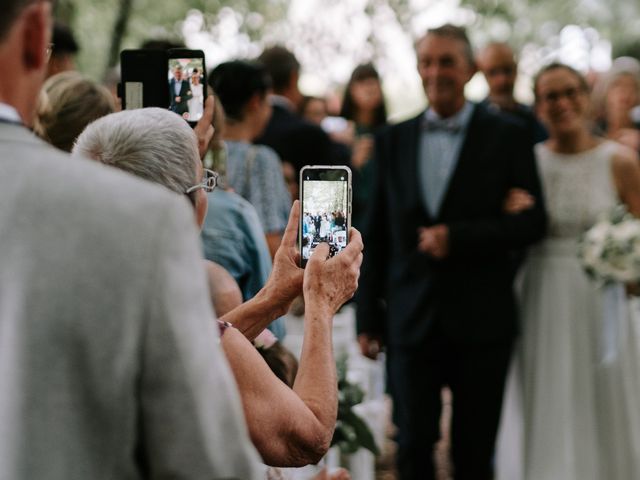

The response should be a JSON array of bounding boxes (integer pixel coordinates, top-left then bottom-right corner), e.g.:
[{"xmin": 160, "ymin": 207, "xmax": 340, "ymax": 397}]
[{"xmin": 105, "ymin": 0, "xmax": 134, "ymax": 77}]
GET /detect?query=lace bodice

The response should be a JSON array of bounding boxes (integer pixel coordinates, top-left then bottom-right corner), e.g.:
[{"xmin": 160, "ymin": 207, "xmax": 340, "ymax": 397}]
[{"xmin": 536, "ymin": 141, "xmax": 620, "ymax": 239}]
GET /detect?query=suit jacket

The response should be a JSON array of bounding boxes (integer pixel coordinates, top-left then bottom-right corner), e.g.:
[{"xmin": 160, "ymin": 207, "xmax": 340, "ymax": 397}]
[
  {"xmin": 480, "ymin": 98, "xmax": 548, "ymax": 144},
  {"xmin": 0, "ymin": 124, "xmax": 262, "ymax": 479},
  {"xmin": 256, "ymin": 103, "xmax": 333, "ymax": 174},
  {"xmin": 169, "ymin": 78, "xmax": 192, "ymax": 115},
  {"xmin": 356, "ymin": 103, "xmax": 547, "ymax": 347}
]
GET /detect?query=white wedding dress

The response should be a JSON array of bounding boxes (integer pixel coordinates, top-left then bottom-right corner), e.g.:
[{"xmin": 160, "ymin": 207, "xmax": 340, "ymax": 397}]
[
  {"xmin": 188, "ymin": 82, "xmax": 204, "ymax": 121},
  {"xmin": 496, "ymin": 140, "xmax": 640, "ymax": 480}
]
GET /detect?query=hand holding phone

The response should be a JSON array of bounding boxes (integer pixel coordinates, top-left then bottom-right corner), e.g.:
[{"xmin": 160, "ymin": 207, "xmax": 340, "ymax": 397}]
[{"xmin": 299, "ymin": 165, "xmax": 352, "ymax": 267}]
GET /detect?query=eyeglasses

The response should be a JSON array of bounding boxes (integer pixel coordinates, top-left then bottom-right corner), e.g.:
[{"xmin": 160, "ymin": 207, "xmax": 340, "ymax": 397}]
[
  {"xmin": 46, "ymin": 43, "xmax": 54, "ymax": 62},
  {"xmin": 538, "ymin": 86, "xmax": 585, "ymax": 104},
  {"xmin": 186, "ymin": 169, "xmax": 218, "ymax": 194}
]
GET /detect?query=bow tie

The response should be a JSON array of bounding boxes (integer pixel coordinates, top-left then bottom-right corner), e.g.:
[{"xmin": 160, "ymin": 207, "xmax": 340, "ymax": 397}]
[{"xmin": 423, "ymin": 117, "xmax": 461, "ymax": 134}]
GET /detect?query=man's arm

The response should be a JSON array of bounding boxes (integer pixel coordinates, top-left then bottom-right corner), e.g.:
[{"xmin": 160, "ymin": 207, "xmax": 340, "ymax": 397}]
[
  {"xmin": 183, "ymin": 81, "xmax": 193, "ymax": 101},
  {"xmin": 140, "ymin": 198, "xmax": 262, "ymax": 479},
  {"xmin": 432, "ymin": 124, "xmax": 546, "ymax": 259}
]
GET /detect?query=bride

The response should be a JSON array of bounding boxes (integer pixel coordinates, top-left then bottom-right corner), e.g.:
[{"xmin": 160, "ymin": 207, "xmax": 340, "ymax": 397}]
[
  {"xmin": 497, "ymin": 63, "xmax": 640, "ymax": 479},
  {"xmin": 188, "ymin": 69, "xmax": 204, "ymax": 121}
]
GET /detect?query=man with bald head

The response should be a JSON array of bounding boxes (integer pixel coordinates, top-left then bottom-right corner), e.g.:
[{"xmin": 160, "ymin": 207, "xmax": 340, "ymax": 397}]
[
  {"xmin": 477, "ymin": 41, "xmax": 546, "ymax": 142},
  {"xmin": 0, "ymin": 1, "xmax": 262, "ymax": 478}
]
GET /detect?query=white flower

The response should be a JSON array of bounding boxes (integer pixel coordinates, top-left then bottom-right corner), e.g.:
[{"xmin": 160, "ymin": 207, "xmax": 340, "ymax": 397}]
[{"xmin": 578, "ymin": 206, "xmax": 640, "ymax": 283}]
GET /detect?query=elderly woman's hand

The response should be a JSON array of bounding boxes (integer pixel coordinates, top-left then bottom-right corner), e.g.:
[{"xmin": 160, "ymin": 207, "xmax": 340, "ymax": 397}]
[
  {"xmin": 303, "ymin": 228, "xmax": 364, "ymax": 316},
  {"xmin": 263, "ymin": 201, "xmax": 305, "ymax": 314}
]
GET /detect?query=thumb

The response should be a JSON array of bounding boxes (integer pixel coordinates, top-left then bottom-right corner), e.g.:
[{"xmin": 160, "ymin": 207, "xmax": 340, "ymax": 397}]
[{"xmin": 308, "ymin": 243, "xmax": 330, "ymax": 269}]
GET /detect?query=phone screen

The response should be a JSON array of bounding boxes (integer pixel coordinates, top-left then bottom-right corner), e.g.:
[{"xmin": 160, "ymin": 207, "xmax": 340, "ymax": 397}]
[
  {"xmin": 300, "ymin": 167, "xmax": 351, "ymax": 266},
  {"xmin": 168, "ymin": 57, "xmax": 205, "ymax": 123}
]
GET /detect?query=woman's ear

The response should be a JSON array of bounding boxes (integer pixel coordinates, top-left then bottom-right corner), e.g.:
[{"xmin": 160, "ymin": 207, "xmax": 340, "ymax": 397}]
[{"xmin": 195, "ymin": 190, "xmax": 208, "ymax": 228}]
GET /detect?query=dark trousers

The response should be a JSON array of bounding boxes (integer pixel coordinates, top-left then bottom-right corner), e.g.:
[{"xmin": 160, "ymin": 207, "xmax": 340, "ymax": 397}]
[{"xmin": 388, "ymin": 326, "xmax": 513, "ymax": 480}]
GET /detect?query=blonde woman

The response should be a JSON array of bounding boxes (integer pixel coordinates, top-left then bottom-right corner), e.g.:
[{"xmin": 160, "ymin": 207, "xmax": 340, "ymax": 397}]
[{"xmin": 35, "ymin": 71, "xmax": 115, "ymax": 152}]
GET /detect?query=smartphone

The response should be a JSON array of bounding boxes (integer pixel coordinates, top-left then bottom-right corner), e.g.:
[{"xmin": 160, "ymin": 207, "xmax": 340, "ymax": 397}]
[
  {"xmin": 120, "ymin": 48, "xmax": 206, "ymax": 127},
  {"xmin": 120, "ymin": 49, "xmax": 168, "ymax": 110},
  {"xmin": 299, "ymin": 165, "xmax": 352, "ymax": 267},
  {"xmin": 167, "ymin": 49, "xmax": 206, "ymax": 126}
]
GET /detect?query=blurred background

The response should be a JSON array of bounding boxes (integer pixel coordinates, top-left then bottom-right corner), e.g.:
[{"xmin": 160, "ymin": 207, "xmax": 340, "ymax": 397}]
[{"xmin": 55, "ymin": 0, "xmax": 640, "ymax": 120}]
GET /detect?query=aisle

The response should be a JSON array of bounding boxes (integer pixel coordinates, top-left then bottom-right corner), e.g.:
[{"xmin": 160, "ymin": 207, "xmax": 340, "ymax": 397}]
[{"xmin": 282, "ymin": 305, "xmax": 454, "ymax": 480}]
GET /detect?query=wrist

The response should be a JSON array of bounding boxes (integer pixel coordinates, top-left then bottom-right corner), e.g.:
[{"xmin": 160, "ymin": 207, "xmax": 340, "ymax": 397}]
[
  {"xmin": 255, "ymin": 284, "xmax": 289, "ymax": 318},
  {"xmin": 303, "ymin": 293, "xmax": 336, "ymax": 321}
]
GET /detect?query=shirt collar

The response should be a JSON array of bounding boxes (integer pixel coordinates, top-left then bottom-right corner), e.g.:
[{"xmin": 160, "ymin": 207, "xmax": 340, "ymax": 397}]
[
  {"xmin": 424, "ymin": 101, "xmax": 474, "ymax": 131},
  {"xmin": 0, "ymin": 102, "xmax": 23, "ymax": 124},
  {"xmin": 269, "ymin": 94, "xmax": 295, "ymax": 112}
]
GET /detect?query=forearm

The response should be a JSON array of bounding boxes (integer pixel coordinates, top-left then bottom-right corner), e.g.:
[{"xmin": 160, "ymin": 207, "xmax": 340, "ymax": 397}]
[
  {"xmin": 292, "ymin": 300, "xmax": 338, "ymax": 444},
  {"xmin": 219, "ymin": 286, "xmax": 287, "ymax": 341},
  {"xmin": 447, "ymin": 206, "xmax": 547, "ymax": 257},
  {"xmin": 220, "ymin": 329, "xmax": 331, "ymax": 467}
]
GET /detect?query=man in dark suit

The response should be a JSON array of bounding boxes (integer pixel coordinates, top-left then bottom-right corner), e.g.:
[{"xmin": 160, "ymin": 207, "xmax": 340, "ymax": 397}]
[
  {"xmin": 356, "ymin": 25, "xmax": 546, "ymax": 480},
  {"xmin": 255, "ymin": 46, "xmax": 333, "ymax": 183},
  {"xmin": 477, "ymin": 42, "xmax": 547, "ymax": 144},
  {"xmin": 169, "ymin": 65, "xmax": 192, "ymax": 116}
]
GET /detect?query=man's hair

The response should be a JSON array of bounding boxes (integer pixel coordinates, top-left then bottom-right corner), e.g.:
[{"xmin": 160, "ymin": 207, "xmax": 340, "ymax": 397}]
[
  {"xmin": 477, "ymin": 41, "xmax": 517, "ymax": 64},
  {"xmin": 419, "ymin": 24, "xmax": 475, "ymax": 66},
  {"xmin": 257, "ymin": 46, "xmax": 299, "ymax": 93},
  {"xmin": 52, "ymin": 22, "xmax": 79, "ymax": 55},
  {"xmin": 209, "ymin": 60, "xmax": 272, "ymax": 122},
  {"xmin": 533, "ymin": 62, "xmax": 589, "ymax": 103},
  {"xmin": 73, "ymin": 108, "xmax": 199, "ymax": 202},
  {"xmin": 35, "ymin": 71, "xmax": 115, "ymax": 152},
  {"xmin": 1, "ymin": 0, "xmax": 38, "ymax": 40}
]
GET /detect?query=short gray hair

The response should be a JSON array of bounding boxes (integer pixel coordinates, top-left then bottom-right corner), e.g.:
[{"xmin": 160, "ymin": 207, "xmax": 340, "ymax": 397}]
[
  {"xmin": 73, "ymin": 108, "xmax": 199, "ymax": 197},
  {"xmin": 417, "ymin": 24, "xmax": 475, "ymax": 67}
]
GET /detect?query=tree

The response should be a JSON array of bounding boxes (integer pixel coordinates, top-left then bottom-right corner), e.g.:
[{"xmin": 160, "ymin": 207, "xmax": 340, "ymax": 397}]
[{"xmin": 61, "ymin": 0, "xmax": 290, "ymax": 80}]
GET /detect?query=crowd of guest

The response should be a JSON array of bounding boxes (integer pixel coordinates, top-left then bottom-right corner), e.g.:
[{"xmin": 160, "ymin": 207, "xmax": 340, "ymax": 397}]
[
  {"xmin": 302, "ymin": 210, "xmax": 348, "ymax": 259},
  {"xmin": 2, "ymin": 1, "xmax": 640, "ymax": 479}
]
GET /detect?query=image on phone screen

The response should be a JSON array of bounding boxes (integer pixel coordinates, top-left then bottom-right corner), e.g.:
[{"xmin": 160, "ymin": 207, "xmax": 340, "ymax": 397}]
[
  {"xmin": 168, "ymin": 57, "xmax": 205, "ymax": 122},
  {"xmin": 301, "ymin": 170, "xmax": 350, "ymax": 263}
]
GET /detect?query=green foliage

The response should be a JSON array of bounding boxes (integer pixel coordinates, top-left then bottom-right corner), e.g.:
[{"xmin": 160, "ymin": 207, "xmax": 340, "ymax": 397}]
[
  {"xmin": 614, "ymin": 40, "xmax": 640, "ymax": 62},
  {"xmin": 56, "ymin": 0, "xmax": 290, "ymax": 80},
  {"xmin": 55, "ymin": 0, "xmax": 640, "ymax": 87},
  {"xmin": 331, "ymin": 355, "xmax": 380, "ymax": 456},
  {"xmin": 460, "ymin": 0, "xmax": 640, "ymax": 52}
]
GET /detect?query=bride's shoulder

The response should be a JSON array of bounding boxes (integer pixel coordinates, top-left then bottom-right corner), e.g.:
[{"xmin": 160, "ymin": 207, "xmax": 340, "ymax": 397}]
[{"xmin": 609, "ymin": 140, "xmax": 639, "ymax": 173}]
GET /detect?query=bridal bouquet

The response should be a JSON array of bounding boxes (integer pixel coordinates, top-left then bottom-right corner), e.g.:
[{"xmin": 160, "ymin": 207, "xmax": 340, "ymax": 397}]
[{"xmin": 579, "ymin": 205, "xmax": 640, "ymax": 283}]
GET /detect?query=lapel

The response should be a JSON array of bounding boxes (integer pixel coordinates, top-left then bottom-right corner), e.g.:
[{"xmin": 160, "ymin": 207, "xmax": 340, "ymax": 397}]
[
  {"xmin": 405, "ymin": 113, "xmax": 422, "ymax": 196},
  {"xmin": 436, "ymin": 103, "xmax": 486, "ymax": 220},
  {"xmin": 401, "ymin": 113, "xmax": 433, "ymax": 223}
]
